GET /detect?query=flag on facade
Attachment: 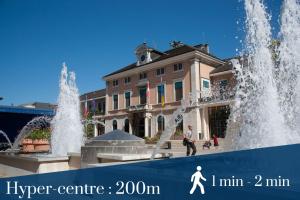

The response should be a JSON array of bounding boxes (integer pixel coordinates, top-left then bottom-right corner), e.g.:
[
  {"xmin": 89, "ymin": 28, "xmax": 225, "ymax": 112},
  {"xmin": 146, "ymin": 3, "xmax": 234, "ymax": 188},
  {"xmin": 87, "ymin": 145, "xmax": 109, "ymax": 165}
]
[
  {"xmin": 160, "ymin": 77, "xmax": 165, "ymax": 107},
  {"xmin": 84, "ymin": 95, "xmax": 89, "ymax": 118},
  {"xmin": 161, "ymin": 85, "xmax": 165, "ymax": 107}
]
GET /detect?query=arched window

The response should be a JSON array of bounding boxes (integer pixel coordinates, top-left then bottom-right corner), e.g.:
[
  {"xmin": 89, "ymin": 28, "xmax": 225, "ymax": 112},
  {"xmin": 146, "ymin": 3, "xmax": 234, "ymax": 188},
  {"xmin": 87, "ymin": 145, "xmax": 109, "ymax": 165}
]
[
  {"xmin": 175, "ymin": 120, "xmax": 183, "ymax": 134},
  {"xmin": 124, "ymin": 119, "xmax": 129, "ymax": 133},
  {"xmin": 157, "ymin": 115, "xmax": 165, "ymax": 132},
  {"xmin": 113, "ymin": 120, "xmax": 117, "ymax": 130}
]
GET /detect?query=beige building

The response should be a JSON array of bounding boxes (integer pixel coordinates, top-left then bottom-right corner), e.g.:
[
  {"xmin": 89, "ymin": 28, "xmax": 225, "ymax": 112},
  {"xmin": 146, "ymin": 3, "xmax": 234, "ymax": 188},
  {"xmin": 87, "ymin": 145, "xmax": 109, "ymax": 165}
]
[{"xmin": 90, "ymin": 42, "xmax": 235, "ymax": 140}]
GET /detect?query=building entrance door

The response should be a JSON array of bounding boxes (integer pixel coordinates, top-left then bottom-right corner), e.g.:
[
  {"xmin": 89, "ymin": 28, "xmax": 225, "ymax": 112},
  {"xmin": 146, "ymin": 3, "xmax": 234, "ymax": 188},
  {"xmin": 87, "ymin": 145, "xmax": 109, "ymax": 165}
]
[
  {"xmin": 138, "ymin": 118, "xmax": 145, "ymax": 138},
  {"xmin": 131, "ymin": 112, "xmax": 145, "ymax": 138},
  {"xmin": 208, "ymin": 105, "xmax": 230, "ymax": 138}
]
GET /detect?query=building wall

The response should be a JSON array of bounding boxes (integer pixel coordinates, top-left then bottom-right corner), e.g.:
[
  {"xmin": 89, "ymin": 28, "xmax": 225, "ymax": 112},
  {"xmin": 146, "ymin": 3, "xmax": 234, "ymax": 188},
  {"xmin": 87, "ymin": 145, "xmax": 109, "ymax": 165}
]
[
  {"xmin": 210, "ymin": 73, "xmax": 235, "ymax": 89},
  {"xmin": 104, "ymin": 58, "xmax": 227, "ymax": 139},
  {"xmin": 80, "ymin": 97, "xmax": 106, "ymax": 116},
  {"xmin": 98, "ymin": 48, "xmax": 239, "ymax": 140},
  {"xmin": 106, "ymin": 60, "xmax": 191, "ymax": 113}
]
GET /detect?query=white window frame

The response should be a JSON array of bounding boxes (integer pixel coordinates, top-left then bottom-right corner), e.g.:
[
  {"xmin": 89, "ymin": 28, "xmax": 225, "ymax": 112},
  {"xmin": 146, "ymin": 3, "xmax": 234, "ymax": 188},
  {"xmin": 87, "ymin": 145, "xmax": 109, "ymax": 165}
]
[
  {"xmin": 123, "ymin": 118, "xmax": 130, "ymax": 133},
  {"xmin": 139, "ymin": 72, "xmax": 147, "ymax": 80},
  {"xmin": 173, "ymin": 79, "xmax": 184, "ymax": 102},
  {"xmin": 124, "ymin": 77, "xmax": 131, "ymax": 85},
  {"xmin": 156, "ymin": 115, "xmax": 165, "ymax": 132},
  {"xmin": 113, "ymin": 79, "xmax": 119, "ymax": 87},
  {"xmin": 138, "ymin": 86, "xmax": 147, "ymax": 105},
  {"xmin": 156, "ymin": 67, "xmax": 165, "ymax": 77},
  {"xmin": 112, "ymin": 119, "xmax": 118, "ymax": 130},
  {"xmin": 173, "ymin": 63, "xmax": 184, "ymax": 72},
  {"xmin": 112, "ymin": 93, "xmax": 119, "ymax": 110},
  {"xmin": 201, "ymin": 78, "xmax": 210, "ymax": 91},
  {"xmin": 124, "ymin": 90, "xmax": 132, "ymax": 108}
]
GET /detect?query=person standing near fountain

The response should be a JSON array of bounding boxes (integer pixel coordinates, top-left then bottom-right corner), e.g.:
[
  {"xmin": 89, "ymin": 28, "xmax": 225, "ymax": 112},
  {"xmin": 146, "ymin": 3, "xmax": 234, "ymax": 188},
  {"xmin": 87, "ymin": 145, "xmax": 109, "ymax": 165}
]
[{"xmin": 184, "ymin": 125, "xmax": 197, "ymax": 156}]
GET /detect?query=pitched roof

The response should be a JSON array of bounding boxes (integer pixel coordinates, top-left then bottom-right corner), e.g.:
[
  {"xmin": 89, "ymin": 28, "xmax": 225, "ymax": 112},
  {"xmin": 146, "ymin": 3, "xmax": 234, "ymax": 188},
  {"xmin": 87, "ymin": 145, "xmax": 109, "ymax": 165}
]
[
  {"xmin": 210, "ymin": 62, "xmax": 233, "ymax": 74},
  {"xmin": 80, "ymin": 88, "xmax": 106, "ymax": 100},
  {"xmin": 103, "ymin": 44, "xmax": 223, "ymax": 78}
]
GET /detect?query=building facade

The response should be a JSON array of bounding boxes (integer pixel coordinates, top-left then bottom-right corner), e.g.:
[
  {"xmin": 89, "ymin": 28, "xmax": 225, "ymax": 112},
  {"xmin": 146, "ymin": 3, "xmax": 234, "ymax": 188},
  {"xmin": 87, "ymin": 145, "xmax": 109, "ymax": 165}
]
[
  {"xmin": 80, "ymin": 89, "xmax": 106, "ymax": 136},
  {"xmin": 90, "ymin": 42, "xmax": 235, "ymax": 140}
]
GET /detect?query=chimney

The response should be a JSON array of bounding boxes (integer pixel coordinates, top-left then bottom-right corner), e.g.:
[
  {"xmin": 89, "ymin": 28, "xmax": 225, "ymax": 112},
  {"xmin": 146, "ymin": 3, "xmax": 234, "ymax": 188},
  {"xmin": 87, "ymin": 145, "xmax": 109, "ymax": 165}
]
[{"xmin": 204, "ymin": 44, "xmax": 209, "ymax": 53}]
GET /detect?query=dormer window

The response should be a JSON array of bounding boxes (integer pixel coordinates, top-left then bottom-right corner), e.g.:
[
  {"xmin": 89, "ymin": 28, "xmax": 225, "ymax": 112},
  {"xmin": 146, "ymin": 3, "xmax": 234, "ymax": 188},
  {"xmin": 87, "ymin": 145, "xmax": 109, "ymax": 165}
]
[
  {"xmin": 139, "ymin": 72, "xmax": 147, "ymax": 80},
  {"xmin": 113, "ymin": 80, "xmax": 119, "ymax": 87}
]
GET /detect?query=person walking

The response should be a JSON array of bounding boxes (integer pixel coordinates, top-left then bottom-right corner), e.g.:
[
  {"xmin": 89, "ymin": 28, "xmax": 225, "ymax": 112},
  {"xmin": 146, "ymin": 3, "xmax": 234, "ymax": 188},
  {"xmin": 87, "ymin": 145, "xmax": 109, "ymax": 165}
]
[{"xmin": 184, "ymin": 125, "xmax": 197, "ymax": 156}]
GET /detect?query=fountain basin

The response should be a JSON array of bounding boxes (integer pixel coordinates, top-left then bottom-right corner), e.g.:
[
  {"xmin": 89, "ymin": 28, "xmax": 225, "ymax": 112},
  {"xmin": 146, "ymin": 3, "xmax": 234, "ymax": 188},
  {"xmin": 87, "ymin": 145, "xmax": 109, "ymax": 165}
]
[
  {"xmin": 0, "ymin": 152, "xmax": 69, "ymax": 177},
  {"xmin": 81, "ymin": 130, "xmax": 171, "ymax": 167}
]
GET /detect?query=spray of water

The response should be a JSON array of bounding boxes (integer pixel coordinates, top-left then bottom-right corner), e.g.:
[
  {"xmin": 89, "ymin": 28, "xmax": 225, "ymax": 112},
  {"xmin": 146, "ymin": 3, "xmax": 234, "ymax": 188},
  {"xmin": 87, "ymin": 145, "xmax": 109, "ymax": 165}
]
[
  {"xmin": 11, "ymin": 116, "xmax": 52, "ymax": 150},
  {"xmin": 51, "ymin": 63, "xmax": 84, "ymax": 156},
  {"xmin": 0, "ymin": 130, "xmax": 12, "ymax": 148},
  {"xmin": 227, "ymin": 0, "xmax": 300, "ymax": 149},
  {"xmin": 277, "ymin": 0, "xmax": 300, "ymax": 129}
]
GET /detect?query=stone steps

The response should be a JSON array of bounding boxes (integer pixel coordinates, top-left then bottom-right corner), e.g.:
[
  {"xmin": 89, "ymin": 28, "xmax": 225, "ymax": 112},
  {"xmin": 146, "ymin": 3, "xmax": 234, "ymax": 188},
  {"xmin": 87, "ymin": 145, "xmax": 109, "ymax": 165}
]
[{"xmin": 167, "ymin": 139, "xmax": 225, "ymax": 149}]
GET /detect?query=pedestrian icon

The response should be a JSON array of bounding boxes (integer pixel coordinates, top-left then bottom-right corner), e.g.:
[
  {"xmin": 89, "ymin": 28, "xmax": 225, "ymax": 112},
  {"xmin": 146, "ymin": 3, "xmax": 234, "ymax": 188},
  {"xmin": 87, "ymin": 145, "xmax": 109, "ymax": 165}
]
[{"xmin": 190, "ymin": 166, "xmax": 206, "ymax": 194}]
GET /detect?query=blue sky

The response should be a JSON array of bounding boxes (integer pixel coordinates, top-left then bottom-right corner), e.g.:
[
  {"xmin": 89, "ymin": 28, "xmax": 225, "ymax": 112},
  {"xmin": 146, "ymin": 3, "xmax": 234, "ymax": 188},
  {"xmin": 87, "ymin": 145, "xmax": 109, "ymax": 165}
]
[{"xmin": 0, "ymin": 0, "xmax": 281, "ymax": 106}]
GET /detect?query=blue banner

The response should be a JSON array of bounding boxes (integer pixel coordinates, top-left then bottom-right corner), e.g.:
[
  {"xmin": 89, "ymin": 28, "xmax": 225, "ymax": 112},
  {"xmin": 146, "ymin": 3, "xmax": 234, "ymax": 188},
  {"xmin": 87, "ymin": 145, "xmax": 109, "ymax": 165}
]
[{"xmin": 1, "ymin": 144, "xmax": 299, "ymax": 200}]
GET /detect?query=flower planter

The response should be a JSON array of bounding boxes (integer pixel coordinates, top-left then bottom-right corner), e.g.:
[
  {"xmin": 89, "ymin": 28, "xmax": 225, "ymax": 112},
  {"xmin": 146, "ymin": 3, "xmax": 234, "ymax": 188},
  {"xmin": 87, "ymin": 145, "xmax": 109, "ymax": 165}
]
[
  {"xmin": 33, "ymin": 139, "xmax": 50, "ymax": 152},
  {"xmin": 22, "ymin": 139, "xmax": 34, "ymax": 152},
  {"xmin": 33, "ymin": 139, "xmax": 49, "ymax": 145}
]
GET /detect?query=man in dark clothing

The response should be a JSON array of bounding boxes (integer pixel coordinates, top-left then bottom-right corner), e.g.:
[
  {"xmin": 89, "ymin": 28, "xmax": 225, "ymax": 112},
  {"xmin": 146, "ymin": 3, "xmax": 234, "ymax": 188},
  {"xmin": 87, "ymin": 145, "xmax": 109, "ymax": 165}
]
[{"xmin": 184, "ymin": 125, "xmax": 197, "ymax": 156}]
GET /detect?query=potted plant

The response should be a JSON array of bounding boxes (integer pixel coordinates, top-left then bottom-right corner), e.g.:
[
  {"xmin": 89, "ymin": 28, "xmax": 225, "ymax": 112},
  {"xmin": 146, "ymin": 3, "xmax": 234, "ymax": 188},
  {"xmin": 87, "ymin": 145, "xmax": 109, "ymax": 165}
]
[
  {"xmin": 31, "ymin": 128, "xmax": 51, "ymax": 152},
  {"xmin": 21, "ymin": 137, "xmax": 34, "ymax": 152}
]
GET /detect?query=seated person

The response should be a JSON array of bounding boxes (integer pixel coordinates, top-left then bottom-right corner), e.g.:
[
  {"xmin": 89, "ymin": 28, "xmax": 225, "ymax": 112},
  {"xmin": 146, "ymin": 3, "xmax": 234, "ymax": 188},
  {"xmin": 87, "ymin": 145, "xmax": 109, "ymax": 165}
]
[{"xmin": 202, "ymin": 140, "xmax": 211, "ymax": 149}]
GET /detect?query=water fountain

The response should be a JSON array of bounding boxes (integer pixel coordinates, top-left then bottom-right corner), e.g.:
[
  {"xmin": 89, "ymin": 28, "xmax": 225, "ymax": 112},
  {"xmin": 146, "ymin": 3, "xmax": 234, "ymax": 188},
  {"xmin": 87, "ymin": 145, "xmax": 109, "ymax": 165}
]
[
  {"xmin": 0, "ymin": 130, "xmax": 12, "ymax": 149},
  {"xmin": 51, "ymin": 63, "xmax": 84, "ymax": 156},
  {"xmin": 227, "ymin": 0, "xmax": 300, "ymax": 150},
  {"xmin": 11, "ymin": 116, "xmax": 52, "ymax": 150},
  {"xmin": 0, "ymin": 63, "xmax": 84, "ymax": 177}
]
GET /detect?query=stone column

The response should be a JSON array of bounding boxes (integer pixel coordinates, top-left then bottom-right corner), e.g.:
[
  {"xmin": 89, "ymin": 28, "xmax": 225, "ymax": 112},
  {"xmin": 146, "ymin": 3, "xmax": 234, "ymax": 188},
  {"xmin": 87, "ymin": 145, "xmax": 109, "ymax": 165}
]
[
  {"xmin": 189, "ymin": 108, "xmax": 201, "ymax": 140},
  {"xmin": 144, "ymin": 113, "xmax": 152, "ymax": 137},
  {"xmin": 144, "ymin": 117, "xmax": 149, "ymax": 137},
  {"xmin": 190, "ymin": 59, "xmax": 201, "ymax": 140},
  {"xmin": 201, "ymin": 107, "xmax": 210, "ymax": 140},
  {"xmin": 190, "ymin": 58, "xmax": 201, "ymax": 98},
  {"xmin": 94, "ymin": 124, "xmax": 98, "ymax": 137},
  {"xmin": 105, "ymin": 93, "xmax": 109, "ymax": 115}
]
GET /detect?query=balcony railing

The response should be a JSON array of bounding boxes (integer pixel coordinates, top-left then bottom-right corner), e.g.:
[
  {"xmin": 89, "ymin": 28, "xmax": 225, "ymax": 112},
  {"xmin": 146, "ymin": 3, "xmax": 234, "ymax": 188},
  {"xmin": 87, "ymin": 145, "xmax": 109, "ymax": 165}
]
[
  {"xmin": 128, "ymin": 104, "xmax": 152, "ymax": 112},
  {"xmin": 199, "ymin": 87, "xmax": 235, "ymax": 104}
]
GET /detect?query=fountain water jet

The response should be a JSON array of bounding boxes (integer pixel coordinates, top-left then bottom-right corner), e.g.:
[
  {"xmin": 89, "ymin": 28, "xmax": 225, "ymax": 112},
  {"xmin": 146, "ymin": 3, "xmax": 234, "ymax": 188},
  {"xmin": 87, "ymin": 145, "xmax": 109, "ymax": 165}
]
[
  {"xmin": 276, "ymin": 0, "xmax": 300, "ymax": 129},
  {"xmin": 0, "ymin": 130, "xmax": 12, "ymax": 148},
  {"xmin": 227, "ymin": 0, "xmax": 300, "ymax": 150},
  {"xmin": 11, "ymin": 116, "xmax": 52, "ymax": 150},
  {"xmin": 51, "ymin": 63, "xmax": 84, "ymax": 156}
]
